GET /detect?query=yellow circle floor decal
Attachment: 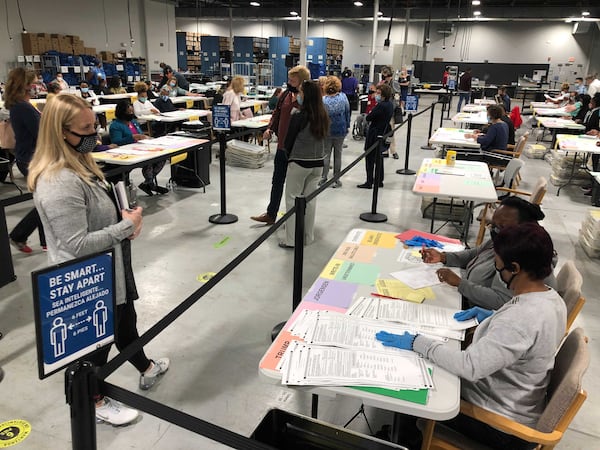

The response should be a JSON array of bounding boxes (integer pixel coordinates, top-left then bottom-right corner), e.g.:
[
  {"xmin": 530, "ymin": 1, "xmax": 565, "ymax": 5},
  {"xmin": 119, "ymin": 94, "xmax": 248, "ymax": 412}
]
[
  {"xmin": 0, "ymin": 420, "xmax": 31, "ymax": 447},
  {"xmin": 197, "ymin": 272, "xmax": 216, "ymax": 283}
]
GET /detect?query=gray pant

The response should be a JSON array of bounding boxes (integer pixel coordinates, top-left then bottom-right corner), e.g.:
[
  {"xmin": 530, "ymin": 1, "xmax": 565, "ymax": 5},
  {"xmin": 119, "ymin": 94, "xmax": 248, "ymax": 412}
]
[
  {"xmin": 321, "ymin": 136, "xmax": 345, "ymax": 181},
  {"xmin": 284, "ymin": 163, "xmax": 321, "ymax": 246}
]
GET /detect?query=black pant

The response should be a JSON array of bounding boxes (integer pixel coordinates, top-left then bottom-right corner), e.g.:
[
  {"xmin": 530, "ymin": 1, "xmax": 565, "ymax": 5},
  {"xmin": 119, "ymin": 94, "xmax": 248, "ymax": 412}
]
[
  {"xmin": 444, "ymin": 413, "xmax": 536, "ymax": 450},
  {"xmin": 266, "ymin": 149, "xmax": 288, "ymax": 219},
  {"xmin": 364, "ymin": 146, "xmax": 384, "ymax": 186},
  {"xmin": 88, "ymin": 299, "xmax": 150, "ymax": 373},
  {"xmin": 9, "ymin": 161, "xmax": 46, "ymax": 246}
]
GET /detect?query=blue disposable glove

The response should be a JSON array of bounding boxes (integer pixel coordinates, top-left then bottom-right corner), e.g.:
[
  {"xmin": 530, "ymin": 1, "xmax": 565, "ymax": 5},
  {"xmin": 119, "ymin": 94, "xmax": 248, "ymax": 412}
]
[
  {"xmin": 404, "ymin": 236, "xmax": 444, "ymax": 249},
  {"xmin": 375, "ymin": 331, "xmax": 416, "ymax": 351},
  {"xmin": 454, "ymin": 306, "xmax": 494, "ymax": 324}
]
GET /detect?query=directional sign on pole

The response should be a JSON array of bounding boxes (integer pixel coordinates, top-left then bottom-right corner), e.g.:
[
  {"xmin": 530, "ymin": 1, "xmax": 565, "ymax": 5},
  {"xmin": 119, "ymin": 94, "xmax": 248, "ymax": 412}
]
[
  {"xmin": 32, "ymin": 250, "xmax": 115, "ymax": 379},
  {"xmin": 212, "ymin": 104, "xmax": 231, "ymax": 131},
  {"xmin": 405, "ymin": 95, "xmax": 419, "ymax": 112}
]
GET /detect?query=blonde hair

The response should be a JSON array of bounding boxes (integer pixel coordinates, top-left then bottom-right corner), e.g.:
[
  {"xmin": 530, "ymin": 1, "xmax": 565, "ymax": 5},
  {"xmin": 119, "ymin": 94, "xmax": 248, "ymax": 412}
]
[
  {"xmin": 561, "ymin": 82, "xmax": 570, "ymax": 92},
  {"xmin": 288, "ymin": 65, "xmax": 310, "ymax": 82},
  {"xmin": 28, "ymin": 95, "xmax": 104, "ymax": 191},
  {"xmin": 324, "ymin": 76, "xmax": 341, "ymax": 95},
  {"xmin": 133, "ymin": 81, "xmax": 148, "ymax": 93},
  {"xmin": 4, "ymin": 67, "xmax": 36, "ymax": 109},
  {"xmin": 231, "ymin": 76, "xmax": 245, "ymax": 94}
]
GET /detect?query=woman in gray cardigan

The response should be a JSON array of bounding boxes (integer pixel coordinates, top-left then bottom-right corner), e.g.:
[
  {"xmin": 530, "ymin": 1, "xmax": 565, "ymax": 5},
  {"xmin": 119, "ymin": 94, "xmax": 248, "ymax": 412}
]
[{"xmin": 28, "ymin": 95, "xmax": 169, "ymax": 426}]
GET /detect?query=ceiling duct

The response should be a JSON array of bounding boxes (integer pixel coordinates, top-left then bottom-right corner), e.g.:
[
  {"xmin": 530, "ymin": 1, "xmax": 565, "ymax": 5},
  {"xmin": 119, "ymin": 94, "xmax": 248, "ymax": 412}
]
[
  {"xmin": 437, "ymin": 23, "xmax": 454, "ymax": 35},
  {"xmin": 572, "ymin": 22, "xmax": 591, "ymax": 34}
]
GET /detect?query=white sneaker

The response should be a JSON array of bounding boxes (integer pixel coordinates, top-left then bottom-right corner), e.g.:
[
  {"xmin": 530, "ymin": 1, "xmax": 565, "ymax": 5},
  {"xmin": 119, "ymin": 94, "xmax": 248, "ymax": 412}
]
[
  {"xmin": 139, "ymin": 357, "xmax": 170, "ymax": 390},
  {"xmin": 95, "ymin": 397, "xmax": 139, "ymax": 426}
]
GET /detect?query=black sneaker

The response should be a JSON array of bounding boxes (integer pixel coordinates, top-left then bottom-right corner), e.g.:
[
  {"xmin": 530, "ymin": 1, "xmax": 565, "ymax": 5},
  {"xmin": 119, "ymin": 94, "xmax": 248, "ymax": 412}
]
[
  {"xmin": 151, "ymin": 185, "xmax": 169, "ymax": 195},
  {"xmin": 138, "ymin": 182, "xmax": 154, "ymax": 196}
]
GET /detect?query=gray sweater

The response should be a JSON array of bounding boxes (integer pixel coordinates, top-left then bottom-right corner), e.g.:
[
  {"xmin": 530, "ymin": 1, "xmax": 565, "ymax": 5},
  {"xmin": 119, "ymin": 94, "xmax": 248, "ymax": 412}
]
[
  {"xmin": 33, "ymin": 169, "xmax": 134, "ymax": 305},
  {"xmin": 414, "ymin": 289, "xmax": 566, "ymax": 426},
  {"xmin": 445, "ymin": 239, "xmax": 557, "ymax": 309}
]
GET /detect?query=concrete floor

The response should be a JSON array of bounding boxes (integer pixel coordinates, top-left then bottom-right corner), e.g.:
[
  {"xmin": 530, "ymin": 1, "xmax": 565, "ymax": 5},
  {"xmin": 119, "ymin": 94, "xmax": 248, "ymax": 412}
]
[{"xmin": 1, "ymin": 99, "xmax": 599, "ymax": 449}]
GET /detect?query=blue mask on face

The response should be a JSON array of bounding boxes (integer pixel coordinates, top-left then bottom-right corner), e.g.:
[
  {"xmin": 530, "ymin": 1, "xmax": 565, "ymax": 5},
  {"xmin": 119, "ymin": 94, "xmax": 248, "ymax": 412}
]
[
  {"xmin": 81, "ymin": 87, "xmax": 89, "ymax": 93},
  {"xmin": 161, "ymin": 95, "xmax": 169, "ymax": 101},
  {"xmin": 139, "ymin": 97, "xmax": 147, "ymax": 103},
  {"xmin": 296, "ymin": 95, "xmax": 304, "ymax": 106},
  {"xmin": 375, "ymin": 94, "xmax": 382, "ymax": 102}
]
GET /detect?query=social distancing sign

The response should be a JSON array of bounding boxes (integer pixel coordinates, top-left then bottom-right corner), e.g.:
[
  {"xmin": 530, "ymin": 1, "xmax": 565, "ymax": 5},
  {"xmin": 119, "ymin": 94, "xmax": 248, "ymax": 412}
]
[{"xmin": 32, "ymin": 250, "xmax": 116, "ymax": 378}]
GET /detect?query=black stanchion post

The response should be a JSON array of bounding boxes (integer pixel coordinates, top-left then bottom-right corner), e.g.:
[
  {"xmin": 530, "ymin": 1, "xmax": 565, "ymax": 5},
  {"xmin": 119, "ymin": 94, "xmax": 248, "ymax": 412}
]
[
  {"xmin": 66, "ymin": 361, "xmax": 97, "ymax": 450},
  {"xmin": 271, "ymin": 196, "xmax": 306, "ymax": 341},
  {"xmin": 292, "ymin": 196, "xmax": 306, "ymax": 310},
  {"xmin": 209, "ymin": 131, "xmax": 238, "ymax": 224},
  {"xmin": 439, "ymin": 97, "xmax": 445, "ymax": 128},
  {"xmin": 420, "ymin": 102, "xmax": 437, "ymax": 150},
  {"xmin": 396, "ymin": 113, "xmax": 416, "ymax": 176},
  {"xmin": 360, "ymin": 136, "xmax": 387, "ymax": 223}
]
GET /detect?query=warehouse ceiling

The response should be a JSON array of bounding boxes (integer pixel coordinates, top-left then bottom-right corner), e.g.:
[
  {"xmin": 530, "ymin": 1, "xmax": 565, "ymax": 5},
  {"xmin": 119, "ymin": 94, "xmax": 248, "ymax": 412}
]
[{"xmin": 175, "ymin": 0, "xmax": 600, "ymax": 21}]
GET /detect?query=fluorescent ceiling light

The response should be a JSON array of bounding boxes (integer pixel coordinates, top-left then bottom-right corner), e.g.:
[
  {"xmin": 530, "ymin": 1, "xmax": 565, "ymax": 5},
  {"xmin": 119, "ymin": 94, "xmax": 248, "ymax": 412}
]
[
  {"xmin": 250, "ymin": 1, "xmax": 260, "ymax": 6},
  {"xmin": 377, "ymin": 11, "xmax": 383, "ymax": 16},
  {"xmin": 472, "ymin": 0, "xmax": 481, "ymax": 5},
  {"xmin": 354, "ymin": 1, "xmax": 363, "ymax": 6},
  {"xmin": 290, "ymin": 11, "xmax": 298, "ymax": 16},
  {"xmin": 474, "ymin": 11, "xmax": 482, "ymax": 16},
  {"xmin": 582, "ymin": 11, "xmax": 590, "ymax": 16},
  {"xmin": 319, "ymin": 19, "xmax": 325, "ymax": 22}
]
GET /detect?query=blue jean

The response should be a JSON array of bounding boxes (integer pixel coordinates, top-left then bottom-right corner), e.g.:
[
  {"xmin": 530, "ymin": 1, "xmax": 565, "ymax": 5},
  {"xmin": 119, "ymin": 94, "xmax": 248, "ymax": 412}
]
[
  {"xmin": 266, "ymin": 149, "xmax": 288, "ymax": 220},
  {"xmin": 321, "ymin": 136, "xmax": 345, "ymax": 181},
  {"xmin": 457, "ymin": 92, "xmax": 470, "ymax": 112},
  {"xmin": 9, "ymin": 160, "xmax": 46, "ymax": 246}
]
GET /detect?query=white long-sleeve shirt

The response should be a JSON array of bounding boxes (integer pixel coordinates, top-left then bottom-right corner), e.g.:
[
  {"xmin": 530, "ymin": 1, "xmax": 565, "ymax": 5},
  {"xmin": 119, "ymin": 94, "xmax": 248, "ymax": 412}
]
[{"xmin": 133, "ymin": 99, "xmax": 159, "ymax": 123}]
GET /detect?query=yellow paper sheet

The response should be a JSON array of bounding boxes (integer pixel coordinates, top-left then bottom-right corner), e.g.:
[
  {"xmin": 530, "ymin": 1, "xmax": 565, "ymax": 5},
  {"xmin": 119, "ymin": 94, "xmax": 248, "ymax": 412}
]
[{"xmin": 375, "ymin": 279, "xmax": 435, "ymax": 303}]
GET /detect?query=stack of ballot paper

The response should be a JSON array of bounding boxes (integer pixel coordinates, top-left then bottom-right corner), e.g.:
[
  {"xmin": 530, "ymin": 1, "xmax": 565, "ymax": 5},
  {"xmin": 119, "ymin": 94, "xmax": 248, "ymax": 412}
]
[
  {"xmin": 347, "ymin": 296, "xmax": 477, "ymax": 330},
  {"xmin": 226, "ymin": 139, "xmax": 268, "ymax": 169},
  {"xmin": 279, "ymin": 341, "xmax": 434, "ymax": 390}
]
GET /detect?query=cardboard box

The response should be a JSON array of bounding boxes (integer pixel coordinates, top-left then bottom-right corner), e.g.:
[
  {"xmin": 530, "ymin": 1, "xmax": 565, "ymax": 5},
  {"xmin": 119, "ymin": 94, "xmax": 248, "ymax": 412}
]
[
  {"xmin": 22, "ymin": 34, "xmax": 39, "ymax": 54},
  {"xmin": 84, "ymin": 47, "xmax": 96, "ymax": 55},
  {"xmin": 36, "ymin": 37, "xmax": 47, "ymax": 53},
  {"xmin": 59, "ymin": 41, "xmax": 72, "ymax": 53},
  {"xmin": 50, "ymin": 38, "xmax": 59, "ymax": 51}
]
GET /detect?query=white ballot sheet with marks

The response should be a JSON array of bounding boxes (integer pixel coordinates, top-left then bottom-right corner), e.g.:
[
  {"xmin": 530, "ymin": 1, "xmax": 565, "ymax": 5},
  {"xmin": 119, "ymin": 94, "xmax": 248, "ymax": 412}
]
[
  {"xmin": 289, "ymin": 310, "xmax": 462, "ymax": 345},
  {"xmin": 279, "ymin": 341, "xmax": 433, "ymax": 390},
  {"xmin": 347, "ymin": 296, "xmax": 477, "ymax": 331},
  {"xmin": 390, "ymin": 266, "xmax": 444, "ymax": 289}
]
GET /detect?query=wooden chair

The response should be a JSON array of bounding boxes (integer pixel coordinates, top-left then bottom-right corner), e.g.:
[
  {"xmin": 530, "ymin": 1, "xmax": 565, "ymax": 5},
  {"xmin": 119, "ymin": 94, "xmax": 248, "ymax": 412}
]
[
  {"xmin": 421, "ymin": 327, "xmax": 590, "ymax": 450},
  {"xmin": 484, "ymin": 131, "xmax": 529, "ymax": 186},
  {"xmin": 474, "ymin": 174, "xmax": 546, "ymax": 246},
  {"xmin": 556, "ymin": 261, "xmax": 586, "ymax": 331}
]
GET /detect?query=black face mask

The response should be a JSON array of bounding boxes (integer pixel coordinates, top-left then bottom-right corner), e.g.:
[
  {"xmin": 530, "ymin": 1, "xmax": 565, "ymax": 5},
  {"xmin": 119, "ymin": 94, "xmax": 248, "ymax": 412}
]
[
  {"xmin": 287, "ymin": 83, "xmax": 298, "ymax": 93},
  {"xmin": 68, "ymin": 130, "xmax": 98, "ymax": 154},
  {"xmin": 124, "ymin": 113, "xmax": 135, "ymax": 121}
]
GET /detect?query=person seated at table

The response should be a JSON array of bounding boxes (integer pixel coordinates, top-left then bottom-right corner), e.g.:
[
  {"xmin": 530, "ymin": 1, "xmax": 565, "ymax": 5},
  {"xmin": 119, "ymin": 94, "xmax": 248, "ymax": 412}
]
[
  {"xmin": 222, "ymin": 75, "xmax": 253, "ymax": 122},
  {"xmin": 268, "ymin": 87, "xmax": 282, "ymax": 112},
  {"xmin": 144, "ymin": 80, "xmax": 158, "ymax": 99},
  {"xmin": 166, "ymin": 77, "xmax": 203, "ymax": 98},
  {"xmin": 94, "ymin": 78, "xmax": 111, "ymax": 96},
  {"xmin": 495, "ymin": 86, "xmax": 510, "ymax": 112},
  {"xmin": 77, "ymin": 81, "xmax": 99, "ymax": 106},
  {"xmin": 164, "ymin": 66, "xmax": 189, "ymax": 91},
  {"xmin": 53, "ymin": 73, "xmax": 69, "ymax": 91},
  {"xmin": 581, "ymin": 94, "xmax": 600, "ymax": 195},
  {"xmin": 545, "ymin": 82, "xmax": 570, "ymax": 106},
  {"xmin": 154, "ymin": 86, "xmax": 179, "ymax": 113},
  {"xmin": 421, "ymin": 196, "xmax": 555, "ymax": 310},
  {"xmin": 109, "ymin": 100, "xmax": 168, "ymax": 196},
  {"xmin": 45, "ymin": 81, "xmax": 63, "ymax": 104},
  {"xmin": 465, "ymin": 104, "xmax": 508, "ymax": 151},
  {"xmin": 108, "ymin": 76, "xmax": 126, "ymax": 95},
  {"xmin": 379, "ymin": 222, "xmax": 566, "ymax": 450},
  {"xmin": 563, "ymin": 93, "xmax": 583, "ymax": 120},
  {"xmin": 132, "ymin": 82, "xmax": 160, "ymax": 134},
  {"xmin": 32, "ymin": 73, "xmax": 47, "ymax": 97},
  {"xmin": 573, "ymin": 94, "xmax": 591, "ymax": 123},
  {"xmin": 499, "ymin": 105, "xmax": 515, "ymax": 146}
]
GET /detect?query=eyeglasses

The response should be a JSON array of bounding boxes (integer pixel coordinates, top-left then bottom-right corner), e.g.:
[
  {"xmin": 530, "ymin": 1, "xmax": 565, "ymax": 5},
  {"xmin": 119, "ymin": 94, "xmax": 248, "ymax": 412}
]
[{"xmin": 494, "ymin": 261, "xmax": 510, "ymax": 274}]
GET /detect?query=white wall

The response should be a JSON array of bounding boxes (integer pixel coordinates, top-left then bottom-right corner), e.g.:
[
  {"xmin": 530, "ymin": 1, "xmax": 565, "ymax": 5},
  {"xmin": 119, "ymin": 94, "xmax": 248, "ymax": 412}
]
[
  {"xmin": 175, "ymin": 18, "xmax": 597, "ymax": 81},
  {"xmin": 0, "ymin": 0, "xmax": 176, "ymax": 80}
]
